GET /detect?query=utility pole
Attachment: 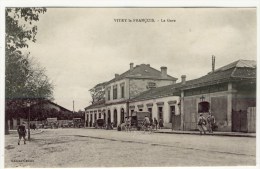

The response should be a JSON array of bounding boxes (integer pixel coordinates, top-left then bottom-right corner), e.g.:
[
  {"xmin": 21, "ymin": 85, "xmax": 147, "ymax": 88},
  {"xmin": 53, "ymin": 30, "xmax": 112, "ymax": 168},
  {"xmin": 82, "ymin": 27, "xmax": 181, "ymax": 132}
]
[
  {"xmin": 73, "ymin": 100, "xmax": 75, "ymax": 113},
  {"xmin": 27, "ymin": 102, "xmax": 31, "ymax": 141}
]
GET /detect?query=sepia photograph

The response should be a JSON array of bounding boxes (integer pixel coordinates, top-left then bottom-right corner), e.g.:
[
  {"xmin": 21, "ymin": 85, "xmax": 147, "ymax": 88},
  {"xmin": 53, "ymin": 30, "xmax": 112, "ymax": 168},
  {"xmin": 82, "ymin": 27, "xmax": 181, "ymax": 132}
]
[{"xmin": 2, "ymin": 3, "xmax": 258, "ymax": 168}]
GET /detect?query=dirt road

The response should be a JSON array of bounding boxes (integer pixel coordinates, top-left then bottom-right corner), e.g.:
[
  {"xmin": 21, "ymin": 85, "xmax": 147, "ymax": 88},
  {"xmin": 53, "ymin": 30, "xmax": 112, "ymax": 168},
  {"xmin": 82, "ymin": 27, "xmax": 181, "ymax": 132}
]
[{"xmin": 5, "ymin": 128, "xmax": 256, "ymax": 167}]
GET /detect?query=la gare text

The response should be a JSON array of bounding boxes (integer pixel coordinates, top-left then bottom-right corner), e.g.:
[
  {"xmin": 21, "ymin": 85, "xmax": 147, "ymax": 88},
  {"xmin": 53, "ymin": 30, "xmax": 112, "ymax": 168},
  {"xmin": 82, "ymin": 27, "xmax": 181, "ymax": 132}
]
[{"xmin": 114, "ymin": 18, "xmax": 176, "ymax": 23}]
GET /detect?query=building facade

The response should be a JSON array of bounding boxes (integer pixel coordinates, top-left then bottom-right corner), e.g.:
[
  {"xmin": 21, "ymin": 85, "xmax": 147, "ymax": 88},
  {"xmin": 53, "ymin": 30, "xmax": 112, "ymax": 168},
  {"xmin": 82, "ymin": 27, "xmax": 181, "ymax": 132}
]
[
  {"xmin": 85, "ymin": 60, "xmax": 256, "ymax": 132},
  {"xmin": 85, "ymin": 63, "xmax": 177, "ymax": 127},
  {"xmin": 179, "ymin": 60, "xmax": 256, "ymax": 132},
  {"xmin": 8, "ymin": 100, "xmax": 73, "ymax": 130}
]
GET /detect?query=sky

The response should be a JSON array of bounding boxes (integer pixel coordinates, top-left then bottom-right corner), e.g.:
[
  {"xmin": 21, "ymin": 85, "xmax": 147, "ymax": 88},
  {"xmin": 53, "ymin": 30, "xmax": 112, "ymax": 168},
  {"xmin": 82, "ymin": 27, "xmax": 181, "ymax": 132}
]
[{"xmin": 25, "ymin": 8, "xmax": 256, "ymax": 111}]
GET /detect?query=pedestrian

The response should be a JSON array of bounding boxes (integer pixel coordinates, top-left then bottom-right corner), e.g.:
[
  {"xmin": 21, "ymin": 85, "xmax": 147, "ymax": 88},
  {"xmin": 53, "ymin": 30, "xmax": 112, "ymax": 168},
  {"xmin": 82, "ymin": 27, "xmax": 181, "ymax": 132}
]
[
  {"xmin": 125, "ymin": 117, "xmax": 131, "ymax": 132},
  {"xmin": 207, "ymin": 113, "xmax": 216, "ymax": 133},
  {"xmin": 197, "ymin": 113, "xmax": 207, "ymax": 135},
  {"xmin": 149, "ymin": 116, "xmax": 154, "ymax": 131},
  {"xmin": 32, "ymin": 123, "xmax": 36, "ymax": 130},
  {"xmin": 17, "ymin": 122, "xmax": 27, "ymax": 145},
  {"xmin": 142, "ymin": 115, "xmax": 150, "ymax": 132},
  {"xmin": 107, "ymin": 116, "xmax": 112, "ymax": 130},
  {"xmin": 158, "ymin": 118, "xmax": 163, "ymax": 129},
  {"xmin": 154, "ymin": 117, "xmax": 158, "ymax": 130}
]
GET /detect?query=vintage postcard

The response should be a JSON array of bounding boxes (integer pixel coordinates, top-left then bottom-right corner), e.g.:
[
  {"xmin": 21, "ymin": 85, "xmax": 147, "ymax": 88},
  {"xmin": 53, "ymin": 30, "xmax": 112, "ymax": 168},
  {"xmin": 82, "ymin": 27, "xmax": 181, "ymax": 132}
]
[{"xmin": 2, "ymin": 2, "xmax": 258, "ymax": 169}]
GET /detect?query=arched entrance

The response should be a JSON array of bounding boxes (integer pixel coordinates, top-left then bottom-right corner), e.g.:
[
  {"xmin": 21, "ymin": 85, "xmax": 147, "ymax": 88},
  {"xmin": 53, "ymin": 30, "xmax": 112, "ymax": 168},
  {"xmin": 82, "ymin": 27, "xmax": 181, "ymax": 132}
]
[
  {"xmin": 114, "ymin": 109, "xmax": 118, "ymax": 127},
  {"xmin": 86, "ymin": 114, "xmax": 89, "ymax": 127},
  {"xmin": 90, "ymin": 114, "xmax": 93, "ymax": 127},
  {"xmin": 108, "ymin": 110, "xmax": 111, "ymax": 124},
  {"xmin": 121, "ymin": 108, "xmax": 125, "ymax": 123},
  {"xmin": 103, "ymin": 113, "xmax": 106, "ymax": 120}
]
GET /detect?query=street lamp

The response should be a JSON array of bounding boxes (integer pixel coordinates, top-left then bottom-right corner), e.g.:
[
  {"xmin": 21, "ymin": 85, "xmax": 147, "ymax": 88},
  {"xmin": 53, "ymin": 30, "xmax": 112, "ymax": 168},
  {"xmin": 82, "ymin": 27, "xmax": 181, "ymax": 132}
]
[
  {"xmin": 27, "ymin": 102, "xmax": 31, "ymax": 141},
  {"xmin": 200, "ymin": 95, "xmax": 205, "ymax": 102}
]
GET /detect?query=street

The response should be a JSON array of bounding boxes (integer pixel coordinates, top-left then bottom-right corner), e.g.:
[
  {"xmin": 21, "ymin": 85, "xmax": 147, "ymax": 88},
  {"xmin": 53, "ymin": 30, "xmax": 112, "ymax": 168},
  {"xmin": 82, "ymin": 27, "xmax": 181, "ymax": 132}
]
[{"xmin": 5, "ymin": 128, "xmax": 256, "ymax": 167}]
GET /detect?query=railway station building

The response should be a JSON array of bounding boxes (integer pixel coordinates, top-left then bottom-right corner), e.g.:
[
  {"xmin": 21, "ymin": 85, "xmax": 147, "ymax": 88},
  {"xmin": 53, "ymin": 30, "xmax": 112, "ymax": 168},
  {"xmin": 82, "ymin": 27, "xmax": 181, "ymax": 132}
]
[{"xmin": 85, "ymin": 60, "xmax": 256, "ymax": 132}]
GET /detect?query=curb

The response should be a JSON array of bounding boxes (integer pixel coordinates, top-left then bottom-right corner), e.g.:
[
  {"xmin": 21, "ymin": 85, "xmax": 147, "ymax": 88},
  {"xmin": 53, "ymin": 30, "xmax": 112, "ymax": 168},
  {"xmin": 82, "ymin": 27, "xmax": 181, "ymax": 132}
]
[
  {"xmin": 154, "ymin": 131, "xmax": 256, "ymax": 138},
  {"xmin": 79, "ymin": 128, "xmax": 256, "ymax": 138}
]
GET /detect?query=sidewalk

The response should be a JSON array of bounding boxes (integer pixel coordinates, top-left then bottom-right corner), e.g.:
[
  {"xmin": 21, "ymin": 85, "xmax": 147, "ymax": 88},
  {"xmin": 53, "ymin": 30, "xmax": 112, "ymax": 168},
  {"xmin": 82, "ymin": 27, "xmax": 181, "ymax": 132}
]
[
  {"xmin": 155, "ymin": 129, "xmax": 256, "ymax": 137},
  {"xmin": 85, "ymin": 127, "xmax": 256, "ymax": 137}
]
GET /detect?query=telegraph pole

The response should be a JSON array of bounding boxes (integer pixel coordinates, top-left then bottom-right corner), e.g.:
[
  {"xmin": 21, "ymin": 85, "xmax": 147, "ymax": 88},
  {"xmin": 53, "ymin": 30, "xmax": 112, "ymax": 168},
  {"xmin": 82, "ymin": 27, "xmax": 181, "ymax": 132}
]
[
  {"xmin": 73, "ymin": 100, "xmax": 75, "ymax": 113},
  {"xmin": 27, "ymin": 102, "xmax": 31, "ymax": 140}
]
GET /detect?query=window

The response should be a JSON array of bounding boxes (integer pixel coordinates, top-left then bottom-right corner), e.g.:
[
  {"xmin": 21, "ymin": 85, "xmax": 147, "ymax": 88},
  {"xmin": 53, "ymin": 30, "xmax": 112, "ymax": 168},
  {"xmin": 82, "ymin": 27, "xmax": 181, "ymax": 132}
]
[
  {"xmin": 113, "ymin": 85, "xmax": 118, "ymax": 100},
  {"xmin": 98, "ymin": 113, "xmax": 101, "ymax": 118},
  {"xmin": 107, "ymin": 88, "xmax": 111, "ymax": 101},
  {"xmin": 121, "ymin": 84, "xmax": 125, "ymax": 98},
  {"xmin": 147, "ymin": 82, "xmax": 156, "ymax": 89}
]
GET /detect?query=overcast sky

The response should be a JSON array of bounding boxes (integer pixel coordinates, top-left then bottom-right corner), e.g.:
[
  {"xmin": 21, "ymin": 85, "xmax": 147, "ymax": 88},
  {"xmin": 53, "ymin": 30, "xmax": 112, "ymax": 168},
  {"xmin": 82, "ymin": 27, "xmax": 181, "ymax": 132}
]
[{"xmin": 26, "ymin": 8, "xmax": 256, "ymax": 111}]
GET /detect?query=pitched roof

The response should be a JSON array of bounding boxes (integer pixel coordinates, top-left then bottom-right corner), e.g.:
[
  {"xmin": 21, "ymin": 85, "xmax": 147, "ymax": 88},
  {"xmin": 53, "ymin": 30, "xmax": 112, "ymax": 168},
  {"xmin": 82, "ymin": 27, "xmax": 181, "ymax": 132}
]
[
  {"xmin": 130, "ymin": 59, "xmax": 256, "ymax": 101},
  {"xmin": 85, "ymin": 59, "xmax": 256, "ymax": 108},
  {"xmin": 84, "ymin": 100, "xmax": 106, "ymax": 110},
  {"xmin": 213, "ymin": 60, "xmax": 256, "ymax": 72},
  {"xmin": 107, "ymin": 64, "xmax": 177, "ymax": 84},
  {"xmin": 180, "ymin": 60, "xmax": 256, "ymax": 90},
  {"xmin": 30, "ymin": 100, "xmax": 73, "ymax": 113},
  {"xmin": 94, "ymin": 81, "xmax": 108, "ymax": 88},
  {"xmin": 130, "ymin": 83, "xmax": 181, "ymax": 102}
]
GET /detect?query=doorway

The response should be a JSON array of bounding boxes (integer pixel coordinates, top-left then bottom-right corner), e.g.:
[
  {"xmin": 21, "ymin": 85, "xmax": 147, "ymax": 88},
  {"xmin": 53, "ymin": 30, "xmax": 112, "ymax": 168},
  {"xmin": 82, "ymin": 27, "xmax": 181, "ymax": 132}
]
[
  {"xmin": 121, "ymin": 108, "xmax": 125, "ymax": 123},
  {"xmin": 108, "ymin": 110, "xmax": 111, "ymax": 124},
  {"xmin": 114, "ymin": 109, "xmax": 118, "ymax": 127},
  {"xmin": 90, "ymin": 114, "xmax": 93, "ymax": 127},
  {"xmin": 148, "ymin": 108, "xmax": 152, "ymax": 118},
  {"xmin": 158, "ymin": 107, "xmax": 163, "ymax": 121},
  {"xmin": 232, "ymin": 110, "xmax": 248, "ymax": 132},
  {"xmin": 170, "ymin": 106, "xmax": 181, "ymax": 130}
]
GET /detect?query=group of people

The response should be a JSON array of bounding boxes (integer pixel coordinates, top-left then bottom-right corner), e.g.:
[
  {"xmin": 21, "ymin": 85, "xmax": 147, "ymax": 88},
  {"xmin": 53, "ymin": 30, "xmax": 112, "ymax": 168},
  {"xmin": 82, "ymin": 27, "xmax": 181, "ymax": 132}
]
[
  {"xmin": 197, "ymin": 113, "xmax": 217, "ymax": 135},
  {"xmin": 142, "ymin": 116, "xmax": 164, "ymax": 132},
  {"xmin": 122, "ymin": 115, "xmax": 164, "ymax": 132}
]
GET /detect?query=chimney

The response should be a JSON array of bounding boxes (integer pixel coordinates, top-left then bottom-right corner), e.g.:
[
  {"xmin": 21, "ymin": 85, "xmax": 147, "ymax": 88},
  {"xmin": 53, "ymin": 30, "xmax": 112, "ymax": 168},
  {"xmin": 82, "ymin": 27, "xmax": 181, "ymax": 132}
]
[
  {"xmin": 181, "ymin": 75, "xmax": 186, "ymax": 85},
  {"xmin": 160, "ymin": 66, "xmax": 167, "ymax": 78},
  {"xmin": 212, "ymin": 55, "xmax": 216, "ymax": 72},
  {"xmin": 130, "ymin": 63, "xmax": 134, "ymax": 70},
  {"xmin": 115, "ymin": 74, "xmax": 119, "ymax": 78}
]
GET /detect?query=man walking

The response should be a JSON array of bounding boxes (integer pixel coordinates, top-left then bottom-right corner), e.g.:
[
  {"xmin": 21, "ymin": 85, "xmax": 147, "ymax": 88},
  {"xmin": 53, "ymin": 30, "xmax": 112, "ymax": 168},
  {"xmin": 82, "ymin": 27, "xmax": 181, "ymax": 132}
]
[
  {"xmin": 158, "ymin": 118, "xmax": 163, "ymax": 129},
  {"xmin": 207, "ymin": 113, "xmax": 216, "ymax": 133},
  {"xmin": 125, "ymin": 117, "xmax": 131, "ymax": 132},
  {"xmin": 17, "ymin": 122, "xmax": 27, "ymax": 145},
  {"xmin": 142, "ymin": 115, "xmax": 150, "ymax": 132},
  {"xmin": 197, "ymin": 113, "xmax": 207, "ymax": 135},
  {"xmin": 154, "ymin": 117, "xmax": 158, "ymax": 130}
]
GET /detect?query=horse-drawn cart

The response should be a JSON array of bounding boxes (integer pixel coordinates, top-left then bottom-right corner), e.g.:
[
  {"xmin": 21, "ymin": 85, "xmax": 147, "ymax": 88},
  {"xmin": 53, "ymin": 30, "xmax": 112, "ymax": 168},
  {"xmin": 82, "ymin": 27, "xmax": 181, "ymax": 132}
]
[{"xmin": 95, "ymin": 119, "xmax": 105, "ymax": 129}]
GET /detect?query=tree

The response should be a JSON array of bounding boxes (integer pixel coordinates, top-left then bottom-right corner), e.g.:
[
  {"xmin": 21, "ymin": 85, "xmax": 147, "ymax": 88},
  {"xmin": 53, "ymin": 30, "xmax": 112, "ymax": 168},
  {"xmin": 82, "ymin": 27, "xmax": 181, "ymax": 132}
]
[{"xmin": 5, "ymin": 8, "xmax": 52, "ymax": 134}]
